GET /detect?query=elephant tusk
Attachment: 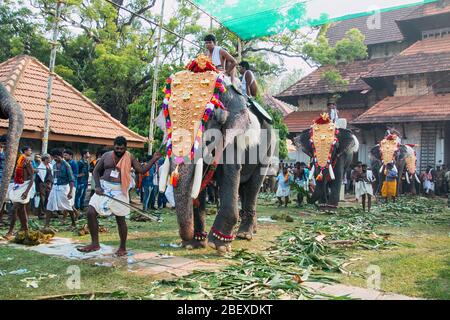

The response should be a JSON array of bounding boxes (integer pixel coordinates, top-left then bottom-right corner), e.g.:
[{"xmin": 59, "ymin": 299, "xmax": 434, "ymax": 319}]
[
  {"xmin": 159, "ymin": 155, "xmax": 170, "ymax": 192},
  {"xmin": 379, "ymin": 164, "xmax": 384, "ymax": 174},
  {"xmin": 191, "ymin": 157, "xmax": 203, "ymax": 199},
  {"xmin": 309, "ymin": 165, "xmax": 315, "ymax": 181},
  {"xmin": 328, "ymin": 164, "xmax": 335, "ymax": 180},
  {"xmin": 406, "ymin": 172, "xmax": 410, "ymax": 184},
  {"xmin": 415, "ymin": 173, "xmax": 421, "ymax": 184}
]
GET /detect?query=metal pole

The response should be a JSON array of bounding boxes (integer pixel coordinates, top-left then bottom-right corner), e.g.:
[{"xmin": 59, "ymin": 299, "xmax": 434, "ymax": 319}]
[
  {"xmin": 148, "ymin": 0, "xmax": 165, "ymax": 155},
  {"xmin": 42, "ymin": 0, "xmax": 63, "ymax": 154}
]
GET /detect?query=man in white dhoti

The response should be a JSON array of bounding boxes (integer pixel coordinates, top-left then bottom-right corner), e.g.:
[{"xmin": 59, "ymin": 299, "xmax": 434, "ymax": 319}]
[
  {"xmin": 77, "ymin": 136, "xmax": 161, "ymax": 256},
  {"xmin": 352, "ymin": 163, "xmax": 375, "ymax": 212},
  {"xmin": 4, "ymin": 146, "xmax": 35, "ymax": 239},
  {"xmin": 46, "ymin": 148, "xmax": 77, "ymax": 228}
]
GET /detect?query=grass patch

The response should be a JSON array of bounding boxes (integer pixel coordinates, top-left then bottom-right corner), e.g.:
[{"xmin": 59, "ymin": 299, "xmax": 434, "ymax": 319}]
[{"xmin": 0, "ymin": 196, "xmax": 449, "ymax": 299}]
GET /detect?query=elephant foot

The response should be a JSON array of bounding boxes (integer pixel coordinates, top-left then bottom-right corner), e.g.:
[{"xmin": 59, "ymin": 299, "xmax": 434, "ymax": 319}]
[
  {"xmin": 324, "ymin": 204, "xmax": 338, "ymax": 213},
  {"xmin": 207, "ymin": 228, "xmax": 235, "ymax": 254},
  {"xmin": 182, "ymin": 232, "xmax": 207, "ymax": 250},
  {"xmin": 237, "ymin": 210, "xmax": 256, "ymax": 241},
  {"xmin": 182, "ymin": 239, "xmax": 207, "ymax": 250}
]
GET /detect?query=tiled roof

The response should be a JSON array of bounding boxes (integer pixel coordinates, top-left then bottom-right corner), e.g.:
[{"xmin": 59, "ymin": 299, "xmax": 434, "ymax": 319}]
[
  {"xmin": 326, "ymin": 5, "xmax": 418, "ymax": 46},
  {"xmin": 284, "ymin": 108, "xmax": 366, "ymax": 134},
  {"xmin": 365, "ymin": 36, "xmax": 450, "ymax": 78},
  {"xmin": 398, "ymin": 1, "xmax": 450, "ymax": 20},
  {"xmin": 0, "ymin": 55, "xmax": 146, "ymax": 147},
  {"xmin": 276, "ymin": 58, "xmax": 387, "ymax": 99},
  {"xmin": 263, "ymin": 93, "xmax": 296, "ymax": 116},
  {"xmin": 352, "ymin": 93, "xmax": 450, "ymax": 124}
]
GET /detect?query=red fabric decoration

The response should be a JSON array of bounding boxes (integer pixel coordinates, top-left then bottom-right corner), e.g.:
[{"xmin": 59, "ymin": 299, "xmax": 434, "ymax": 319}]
[
  {"xmin": 313, "ymin": 113, "xmax": 331, "ymax": 125},
  {"xmin": 186, "ymin": 59, "xmax": 219, "ymax": 73},
  {"xmin": 13, "ymin": 155, "xmax": 26, "ymax": 184}
]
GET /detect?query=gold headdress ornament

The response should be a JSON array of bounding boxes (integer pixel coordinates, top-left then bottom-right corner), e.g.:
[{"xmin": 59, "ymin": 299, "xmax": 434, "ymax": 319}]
[
  {"xmin": 309, "ymin": 112, "xmax": 338, "ymax": 182},
  {"xmin": 159, "ymin": 54, "xmax": 226, "ymax": 198}
]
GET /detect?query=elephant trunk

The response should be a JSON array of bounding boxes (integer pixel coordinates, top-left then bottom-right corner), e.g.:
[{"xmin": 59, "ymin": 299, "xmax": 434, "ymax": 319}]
[
  {"xmin": 172, "ymin": 162, "xmax": 196, "ymax": 241},
  {"xmin": 0, "ymin": 84, "xmax": 24, "ymax": 208}
]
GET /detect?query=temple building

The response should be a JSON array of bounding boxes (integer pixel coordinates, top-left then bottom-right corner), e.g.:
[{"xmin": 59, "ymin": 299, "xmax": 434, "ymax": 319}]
[
  {"xmin": 0, "ymin": 55, "xmax": 146, "ymax": 156},
  {"xmin": 277, "ymin": 1, "xmax": 450, "ymax": 169}
]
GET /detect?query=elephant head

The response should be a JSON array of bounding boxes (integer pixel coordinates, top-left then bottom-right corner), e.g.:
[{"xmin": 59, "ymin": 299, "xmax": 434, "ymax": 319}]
[
  {"xmin": 294, "ymin": 118, "xmax": 359, "ymax": 209},
  {"xmin": 0, "ymin": 83, "xmax": 24, "ymax": 208},
  {"xmin": 157, "ymin": 71, "xmax": 262, "ymax": 241},
  {"xmin": 404, "ymin": 144, "xmax": 420, "ymax": 185}
]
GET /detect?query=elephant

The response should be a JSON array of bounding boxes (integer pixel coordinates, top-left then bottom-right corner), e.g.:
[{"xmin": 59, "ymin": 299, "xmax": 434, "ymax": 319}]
[
  {"xmin": 369, "ymin": 141, "xmax": 418, "ymax": 195},
  {"xmin": 157, "ymin": 80, "xmax": 276, "ymax": 254},
  {"xmin": 294, "ymin": 125, "xmax": 359, "ymax": 211},
  {"xmin": 0, "ymin": 83, "xmax": 24, "ymax": 209}
]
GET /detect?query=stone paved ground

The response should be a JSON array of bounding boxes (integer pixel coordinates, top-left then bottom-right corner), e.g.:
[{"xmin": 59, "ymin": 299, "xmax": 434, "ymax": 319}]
[
  {"xmin": 1, "ymin": 237, "xmax": 421, "ymax": 300},
  {"xmin": 1, "ymin": 237, "xmax": 219, "ymax": 280}
]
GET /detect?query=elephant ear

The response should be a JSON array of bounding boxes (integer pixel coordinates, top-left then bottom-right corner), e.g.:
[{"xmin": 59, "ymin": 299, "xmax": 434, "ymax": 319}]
[
  {"xmin": 370, "ymin": 144, "xmax": 382, "ymax": 160},
  {"xmin": 336, "ymin": 128, "xmax": 359, "ymax": 155},
  {"xmin": 293, "ymin": 128, "xmax": 314, "ymax": 158},
  {"xmin": 398, "ymin": 144, "xmax": 407, "ymax": 161},
  {"xmin": 219, "ymin": 84, "xmax": 251, "ymax": 147}
]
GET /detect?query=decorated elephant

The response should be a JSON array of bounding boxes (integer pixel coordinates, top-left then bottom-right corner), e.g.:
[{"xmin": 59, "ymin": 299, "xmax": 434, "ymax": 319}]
[
  {"xmin": 294, "ymin": 113, "xmax": 359, "ymax": 211},
  {"xmin": 0, "ymin": 84, "xmax": 24, "ymax": 209},
  {"xmin": 369, "ymin": 134, "xmax": 418, "ymax": 195},
  {"xmin": 157, "ymin": 55, "xmax": 276, "ymax": 253},
  {"xmin": 403, "ymin": 144, "xmax": 420, "ymax": 194}
]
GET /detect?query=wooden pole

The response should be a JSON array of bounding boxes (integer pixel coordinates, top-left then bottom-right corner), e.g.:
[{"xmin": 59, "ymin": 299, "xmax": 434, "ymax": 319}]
[
  {"xmin": 148, "ymin": 0, "xmax": 165, "ymax": 155},
  {"xmin": 237, "ymin": 38, "xmax": 242, "ymax": 62},
  {"xmin": 42, "ymin": 0, "xmax": 63, "ymax": 154}
]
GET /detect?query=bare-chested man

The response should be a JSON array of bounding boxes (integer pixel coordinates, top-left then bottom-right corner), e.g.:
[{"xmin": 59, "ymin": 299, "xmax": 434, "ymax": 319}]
[
  {"xmin": 78, "ymin": 136, "xmax": 161, "ymax": 256},
  {"xmin": 4, "ymin": 146, "xmax": 35, "ymax": 239},
  {"xmin": 204, "ymin": 34, "xmax": 237, "ymax": 81}
]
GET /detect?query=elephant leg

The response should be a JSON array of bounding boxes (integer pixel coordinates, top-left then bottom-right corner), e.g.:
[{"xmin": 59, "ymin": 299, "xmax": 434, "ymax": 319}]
[
  {"xmin": 183, "ymin": 190, "xmax": 207, "ymax": 250},
  {"xmin": 327, "ymin": 160, "xmax": 345, "ymax": 211},
  {"xmin": 237, "ymin": 170, "xmax": 264, "ymax": 240},
  {"xmin": 208, "ymin": 164, "xmax": 241, "ymax": 253}
]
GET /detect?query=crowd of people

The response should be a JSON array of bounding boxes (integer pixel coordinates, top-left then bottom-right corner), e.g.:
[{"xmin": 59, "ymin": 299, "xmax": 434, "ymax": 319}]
[{"xmin": 270, "ymin": 160, "xmax": 450, "ymax": 212}]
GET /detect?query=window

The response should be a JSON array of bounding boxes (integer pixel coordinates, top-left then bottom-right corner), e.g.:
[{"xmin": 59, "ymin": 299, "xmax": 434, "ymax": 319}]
[
  {"xmin": 433, "ymin": 75, "xmax": 450, "ymax": 94},
  {"xmin": 422, "ymin": 28, "xmax": 450, "ymax": 39}
]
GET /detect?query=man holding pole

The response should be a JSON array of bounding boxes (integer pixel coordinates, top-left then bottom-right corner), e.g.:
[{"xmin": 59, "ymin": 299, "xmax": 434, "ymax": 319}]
[{"xmin": 77, "ymin": 136, "xmax": 161, "ymax": 256}]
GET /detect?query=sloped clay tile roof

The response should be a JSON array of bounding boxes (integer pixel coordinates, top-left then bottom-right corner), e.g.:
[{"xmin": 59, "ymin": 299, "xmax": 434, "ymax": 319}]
[
  {"xmin": 352, "ymin": 93, "xmax": 450, "ymax": 124},
  {"xmin": 284, "ymin": 108, "xmax": 366, "ymax": 134},
  {"xmin": 276, "ymin": 58, "xmax": 387, "ymax": 99},
  {"xmin": 263, "ymin": 93, "xmax": 297, "ymax": 116},
  {"xmin": 398, "ymin": 1, "xmax": 450, "ymax": 20},
  {"xmin": 326, "ymin": 5, "xmax": 418, "ymax": 46},
  {"xmin": 0, "ymin": 55, "xmax": 146, "ymax": 147},
  {"xmin": 365, "ymin": 35, "xmax": 450, "ymax": 78}
]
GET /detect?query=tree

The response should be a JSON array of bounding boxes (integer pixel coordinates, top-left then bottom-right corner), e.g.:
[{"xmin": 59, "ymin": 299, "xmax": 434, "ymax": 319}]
[
  {"xmin": 302, "ymin": 27, "xmax": 368, "ymax": 89},
  {"xmin": 0, "ymin": 2, "xmax": 50, "ymax": 63}
]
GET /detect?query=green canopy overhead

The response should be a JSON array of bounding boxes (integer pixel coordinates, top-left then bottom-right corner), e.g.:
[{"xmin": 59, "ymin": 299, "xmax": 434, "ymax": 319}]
[{"xmin": 190, "ymin": 0, "xmax": 439, "ymax": 40}]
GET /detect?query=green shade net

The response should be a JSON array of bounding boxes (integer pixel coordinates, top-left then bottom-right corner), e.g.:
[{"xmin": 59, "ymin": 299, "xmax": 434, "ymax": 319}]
[{"xmin": 190, "ymin": 0, "xmax": 439, "ymax": 40}]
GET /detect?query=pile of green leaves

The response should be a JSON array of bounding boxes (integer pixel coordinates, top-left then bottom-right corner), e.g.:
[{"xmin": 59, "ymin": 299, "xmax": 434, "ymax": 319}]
[
  {"xmin": 150, "ymin": 250, "xmax": 338, "ymax": 300},
  {"xmin": 337, "ymin": 197, "xmax": 449, "ymax": 227},
  {"xmin": 148, "ymin": 210, "xmax": 400, "ymax": 299}
]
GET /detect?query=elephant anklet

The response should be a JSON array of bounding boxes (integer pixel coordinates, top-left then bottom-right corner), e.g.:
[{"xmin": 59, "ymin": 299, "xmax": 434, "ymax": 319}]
[
  {"xmin": 194, "ymin": 232, "xmax": 207, "ymax": 241},
  {"xmin": 211, "ymin": 227, "xmax": 235, "ymax": 242}
]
